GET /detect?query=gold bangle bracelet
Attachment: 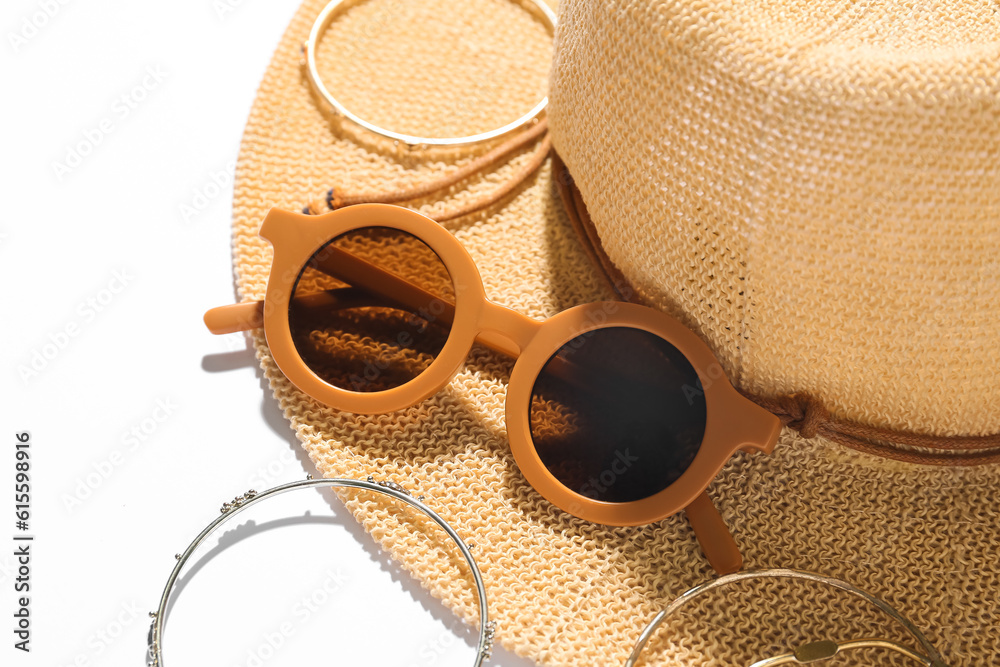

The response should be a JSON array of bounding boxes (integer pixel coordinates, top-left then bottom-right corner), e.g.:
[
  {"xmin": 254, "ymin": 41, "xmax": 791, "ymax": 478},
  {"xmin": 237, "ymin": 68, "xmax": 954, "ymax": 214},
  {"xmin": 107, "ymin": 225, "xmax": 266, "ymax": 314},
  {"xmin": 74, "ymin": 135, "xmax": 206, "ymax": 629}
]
[
  {"xmin": 625, "ymin": 569, "xmax": 947, "ymax": 667},
  {"xmin": 302, "ymin": 0, "xmax": 556, "ymax": 148}
]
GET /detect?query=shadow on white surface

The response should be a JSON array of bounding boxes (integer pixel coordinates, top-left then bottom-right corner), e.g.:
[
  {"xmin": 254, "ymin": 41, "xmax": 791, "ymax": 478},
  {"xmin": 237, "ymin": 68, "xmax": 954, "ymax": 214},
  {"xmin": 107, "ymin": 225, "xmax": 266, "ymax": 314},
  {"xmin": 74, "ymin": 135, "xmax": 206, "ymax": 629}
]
[{"xmin": 202, "ymin": 344, "xmax": 303, "ymax": 452}]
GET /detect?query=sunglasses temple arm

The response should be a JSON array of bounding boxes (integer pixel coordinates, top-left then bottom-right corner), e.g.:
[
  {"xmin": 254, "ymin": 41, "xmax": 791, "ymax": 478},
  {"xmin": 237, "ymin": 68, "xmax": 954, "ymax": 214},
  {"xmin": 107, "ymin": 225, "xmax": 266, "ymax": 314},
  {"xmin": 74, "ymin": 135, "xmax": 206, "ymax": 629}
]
[
  {"xmin": 203, "ymin": 284, "xmax": 522, "ymax": 360},
  {"xmin": 311, "ymin": 247, "xmax": 525, "ymax": 358},
  {"xmin": 685, "ymin": 491, "xmax": 743, "ymax": 575},
  {"xmin": 205, "ymin": 301, "xmax": 264, "ymax": 334},
  {"xmin": 204, "ymin": 242, "xmax": 463, "ymax": 336},
  {"xmin": 204, "ymin": 288, "xmax": 388, "ymax": 334}
]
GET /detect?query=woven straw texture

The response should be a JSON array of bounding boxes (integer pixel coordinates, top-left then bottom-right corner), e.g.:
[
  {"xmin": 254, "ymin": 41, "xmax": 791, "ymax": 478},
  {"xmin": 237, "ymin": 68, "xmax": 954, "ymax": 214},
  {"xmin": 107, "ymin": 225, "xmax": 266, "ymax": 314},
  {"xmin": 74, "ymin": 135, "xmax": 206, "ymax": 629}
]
[{"xmin": 229, "ymin": 0, "xmax": 1000, "ymax": 665}]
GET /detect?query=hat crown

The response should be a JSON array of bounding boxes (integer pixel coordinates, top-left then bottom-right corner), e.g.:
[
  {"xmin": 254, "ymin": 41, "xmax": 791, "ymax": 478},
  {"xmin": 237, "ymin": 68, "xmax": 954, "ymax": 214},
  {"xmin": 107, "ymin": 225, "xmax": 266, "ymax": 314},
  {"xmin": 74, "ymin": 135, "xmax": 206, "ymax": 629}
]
[{"xmin": 548, "ymin": 0, "xmax": 1000, "ymax": 435}]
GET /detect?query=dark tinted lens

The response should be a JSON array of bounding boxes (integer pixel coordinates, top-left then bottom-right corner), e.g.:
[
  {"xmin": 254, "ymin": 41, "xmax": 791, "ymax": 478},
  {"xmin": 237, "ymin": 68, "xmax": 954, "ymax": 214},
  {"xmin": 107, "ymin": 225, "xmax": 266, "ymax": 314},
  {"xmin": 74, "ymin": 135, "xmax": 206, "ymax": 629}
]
[
  {"xmin": 290, "ymin": 227, "xmax": 455, "ymax": 393},
  {"xmin": 529, "ymin": 327, "xmax": 707, "ymax": 503}
]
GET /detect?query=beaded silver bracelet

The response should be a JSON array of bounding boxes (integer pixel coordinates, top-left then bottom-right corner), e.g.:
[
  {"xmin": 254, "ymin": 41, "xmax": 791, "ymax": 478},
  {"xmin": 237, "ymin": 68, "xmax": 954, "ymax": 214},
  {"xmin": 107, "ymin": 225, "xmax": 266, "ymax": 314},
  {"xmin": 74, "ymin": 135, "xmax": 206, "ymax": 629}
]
[
  {"xmin": 626, "ymin": 569, "xmax": 948, "ymax": 667},
  {"xmin": 147, "ymin": 476, "xmax": 495, "ymax": 667}
]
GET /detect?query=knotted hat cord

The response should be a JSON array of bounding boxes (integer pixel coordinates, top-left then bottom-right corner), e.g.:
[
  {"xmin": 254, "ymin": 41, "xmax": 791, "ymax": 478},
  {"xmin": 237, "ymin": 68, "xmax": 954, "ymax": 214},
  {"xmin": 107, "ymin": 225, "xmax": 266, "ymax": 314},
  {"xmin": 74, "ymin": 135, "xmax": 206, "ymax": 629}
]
[
  {"xmin": 303, "ymin": 118, "xmax": 551, "ymax": 221},
  {"xmin": 300, "ymin": 123, "xmax": 1000, "ymax": 467}
]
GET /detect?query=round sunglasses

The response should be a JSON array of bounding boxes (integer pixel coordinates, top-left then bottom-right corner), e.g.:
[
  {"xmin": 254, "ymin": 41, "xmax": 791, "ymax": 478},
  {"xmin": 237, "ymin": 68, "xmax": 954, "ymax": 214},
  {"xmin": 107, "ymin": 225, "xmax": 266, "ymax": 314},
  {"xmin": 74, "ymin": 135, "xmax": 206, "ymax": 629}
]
[{"xmin": 204, "ymin": 204, "xmax": 781, "ymax": 573}]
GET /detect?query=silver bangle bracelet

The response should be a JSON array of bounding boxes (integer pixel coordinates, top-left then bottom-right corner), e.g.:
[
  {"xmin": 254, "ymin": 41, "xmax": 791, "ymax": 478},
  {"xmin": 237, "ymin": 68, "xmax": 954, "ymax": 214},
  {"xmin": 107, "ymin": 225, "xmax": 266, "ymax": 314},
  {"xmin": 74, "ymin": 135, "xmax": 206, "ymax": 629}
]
[
  {"xmin": 302, "ymin": 0, "xmax": 557, "ymax": 148},
  {"xmin": 625, "ymin": 569, "xmax": 947, "ymax": 667},
  {"xmin": 147, "ymin": 476, "xmax": 495, "ymax": 667}
]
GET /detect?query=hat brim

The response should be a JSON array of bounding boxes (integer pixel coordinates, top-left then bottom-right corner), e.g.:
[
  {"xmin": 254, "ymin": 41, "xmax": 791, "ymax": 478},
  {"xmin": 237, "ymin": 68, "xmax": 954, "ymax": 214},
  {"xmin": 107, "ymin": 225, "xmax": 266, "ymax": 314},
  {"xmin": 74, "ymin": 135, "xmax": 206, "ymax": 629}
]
[{"xmin": 227, "ymin": 1, "xmax": 1000, "ymax": 664}]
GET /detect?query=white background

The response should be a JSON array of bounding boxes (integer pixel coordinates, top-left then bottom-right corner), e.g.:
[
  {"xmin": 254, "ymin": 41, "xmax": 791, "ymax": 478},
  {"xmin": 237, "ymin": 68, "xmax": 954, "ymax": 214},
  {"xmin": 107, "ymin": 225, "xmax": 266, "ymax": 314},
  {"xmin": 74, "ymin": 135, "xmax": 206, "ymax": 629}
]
[{"xmin": 0, "ymin": 1, "xmax": 536, "ymax": 666}]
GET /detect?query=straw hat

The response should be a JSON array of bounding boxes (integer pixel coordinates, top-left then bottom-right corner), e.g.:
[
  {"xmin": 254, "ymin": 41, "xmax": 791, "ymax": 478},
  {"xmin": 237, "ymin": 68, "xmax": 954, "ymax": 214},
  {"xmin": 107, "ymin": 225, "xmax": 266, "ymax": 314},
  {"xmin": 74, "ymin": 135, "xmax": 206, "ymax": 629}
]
[{"xmin": 227, "ymin": 0, "xmax": 999, "ymax": 664}]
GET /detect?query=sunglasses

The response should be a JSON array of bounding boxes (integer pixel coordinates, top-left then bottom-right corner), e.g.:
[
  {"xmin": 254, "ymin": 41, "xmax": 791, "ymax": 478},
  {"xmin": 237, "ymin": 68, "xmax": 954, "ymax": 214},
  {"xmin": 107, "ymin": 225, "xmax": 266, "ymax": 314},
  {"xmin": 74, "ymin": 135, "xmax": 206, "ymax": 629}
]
[{"xmin": 204, "ymin": 204, "xmax": 781, "ymax": 573}]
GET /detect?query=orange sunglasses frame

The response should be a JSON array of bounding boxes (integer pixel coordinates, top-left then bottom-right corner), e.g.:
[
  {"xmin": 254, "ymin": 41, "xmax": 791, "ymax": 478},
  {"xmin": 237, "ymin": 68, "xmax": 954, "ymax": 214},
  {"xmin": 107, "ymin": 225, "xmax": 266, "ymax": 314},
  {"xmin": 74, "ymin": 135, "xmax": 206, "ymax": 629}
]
[{"xmin": 205, "ymin": 204, "xmax": 781, "ymax": 573}]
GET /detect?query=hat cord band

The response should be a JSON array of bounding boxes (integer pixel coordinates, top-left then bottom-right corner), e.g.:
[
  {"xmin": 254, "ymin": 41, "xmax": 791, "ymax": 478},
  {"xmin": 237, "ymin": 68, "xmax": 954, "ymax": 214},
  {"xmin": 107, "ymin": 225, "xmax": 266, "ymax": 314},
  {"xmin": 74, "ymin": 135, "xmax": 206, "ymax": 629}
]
[
  {"xmin": 741, "ymin": 391, "xmax": 1000, "ymax": 466},
  {"xmin": 303, "ymin": 118, "xmax": 551, "ymax": 222}
]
